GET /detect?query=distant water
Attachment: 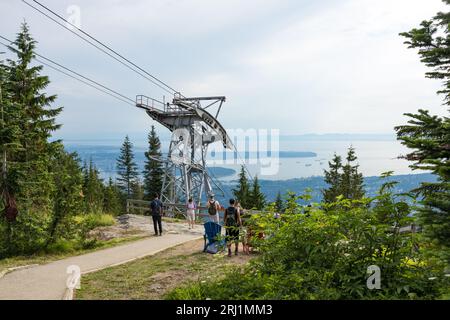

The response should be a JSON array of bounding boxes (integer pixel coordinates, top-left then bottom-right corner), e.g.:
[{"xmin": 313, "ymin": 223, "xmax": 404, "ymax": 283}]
[
  {"xmin": 244, "ymin": 139, "xmax": 413, "ymax": 180},
  {"xmin": 63, "ymin": 136, "xmax": 416, "ymax": 181}
]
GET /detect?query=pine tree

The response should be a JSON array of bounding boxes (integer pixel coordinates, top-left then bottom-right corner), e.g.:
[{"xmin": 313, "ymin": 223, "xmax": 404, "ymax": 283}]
[
  {"xmin": 82, "ymin": 160, "xmax": 104, "ymax": 213},
  {"xmin": 6, "ymin": 23, "xmax": 62, "ymax": 211},
  {"xmin": 397, "ymin": 2, "xmax": 450, "ymax": 256},
  {"xmin": 249, "ymin": 176, "xmax": 266, "ymax": 210},
  {"xmin": 233, "ymin": 165, "xmax": 251, "ymax": 209},
  {"xmin": 0, "ymin": 55, "xmax": 22, "ymax": 202},
  {"xmin": 322, "ymin": 147, "xmax": 365, "ymax": 203},
  {"xmin": 274, "ymin": 191, "xmax": 285, "ymax": 213},
  {"xmin": 46, "ymin": 149, "xmax": 84, "ymax": 247},
  {"xmin": 0, "ymin": 54, "xmax": 22, "ymax": 255},
  {"xmin": 0, "ymin": 23, "xmax": 64, "ymax": 256},
  {"xmin": 143, "ymin": 126, "xmax": 164, "ymax": 200},
  {"xmin": 103, "ymin": 177, "xmax": 122, "ymax": 216},
  {"xmin": 131, "ymin": 179, "xmax": 144, "ymax": 201},
  {"xmin": 322, "ymin": 153, "xmax": 343, "ymax": 203},
  {"xmin": 116, "ymin": 135, "xmax": 138, "ymax": 197},
  {"xmin": 341, "ymin": 147, "xmax": 365, "ymax": 200}
]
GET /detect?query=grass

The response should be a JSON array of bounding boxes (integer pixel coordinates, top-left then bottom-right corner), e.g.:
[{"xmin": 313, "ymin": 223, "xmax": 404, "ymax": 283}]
[
  {"xmin": 76, "ymin": 239, "xmax": 253, "ymax": 300},
  {"xmin": 0, "ymin": 234, "xmax": 148, "ymax": 275},
  {"xmin": 74, "ymin": 213, "xmax": 116, "ymax": 228}
]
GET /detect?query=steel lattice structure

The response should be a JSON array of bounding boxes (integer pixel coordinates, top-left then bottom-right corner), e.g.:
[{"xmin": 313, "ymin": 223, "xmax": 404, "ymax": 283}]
[{"xmin": 136, "ymin": 94, "xmax": 233, "ymax": 213}]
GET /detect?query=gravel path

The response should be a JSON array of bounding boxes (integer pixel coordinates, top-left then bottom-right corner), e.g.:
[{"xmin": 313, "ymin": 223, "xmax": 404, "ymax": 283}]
[{"xmin": 0, "ymin": 222, "xmax": 203, "ymax": 300}]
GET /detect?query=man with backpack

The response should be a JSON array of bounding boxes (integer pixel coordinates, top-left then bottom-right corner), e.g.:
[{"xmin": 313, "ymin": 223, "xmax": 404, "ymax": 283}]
[
  {"xmin": 207, "ymin": 194, "xmax": 221, "ymax": 223},
  {"xmin": 150, "ymin": 193, "xmax": 164, "ymax": 236},
  {"xmin": 224, "ymin": 198, "xmax": 242, "ymax": 257}
]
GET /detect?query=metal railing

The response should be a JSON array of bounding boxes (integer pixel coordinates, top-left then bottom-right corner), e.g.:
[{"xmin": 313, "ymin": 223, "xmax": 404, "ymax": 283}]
[
  {"xmin": 136, "ymin": 95, "xmax": 165, "ymax": 111},
  {"xmin": 126, "ymin": 199, "xmax": 226, "ymax": 220}
]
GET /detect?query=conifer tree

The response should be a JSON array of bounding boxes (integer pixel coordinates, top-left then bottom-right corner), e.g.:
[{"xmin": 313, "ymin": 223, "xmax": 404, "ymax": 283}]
[
  {"xmin": 143, "ymin": 126, "xmax": 164, "ymax": 200},
  {"xmin": 103, "ymin": 177, "xmax": 122, "ymax": 216},
  {"xmin": 46, "ymin": 149, "xmax": 84, "ymax": 246},
  {"xmin": 233, "ymin": 165, "xmax": 251, "ymax": 209},
  {"xmin": 323, "ymin": 153, "xmax": 343, "ymax": 203},
  {"xmin": 397, "ymin": 1, "xmax": 450, "ymax": 256},
  {"xmin": 249, "ymin": 176, "xmax": 266, "ymax": 210},
  {"xmin": 341, "ymin": 147, "xmax": 365, "ymax": 200},
  {"xmin": 0, "ymin": 54, "xmax": 22, "ymax": 255},
  {"xmin": 1, "ymin": 24, "xmax": 64, "ymax": 256},
  {"xmin": 6, "ymin": 23, "xmax": 62, "ymax": 210},
  {"xmin": 83, "ymin": 160, "xmax": 104, "ymax": 213},
  {"xmin": 322, "ymin": 147, "xmax": 365, "ymax": 203},
  {"xmin": 274, "ymin": 191, "xmax": 285, "ymax": 213},
  {"xmin": 116, "ymin": 135, "xmax": 138, "ymax": 197},
  {"xmin": 131, "ymin": 179, "xmax": 144, "ymax": 201}
]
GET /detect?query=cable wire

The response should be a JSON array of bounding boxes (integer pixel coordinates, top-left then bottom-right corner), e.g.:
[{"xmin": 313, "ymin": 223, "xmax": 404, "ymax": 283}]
[
  {"xmin": 22, "ymin": 0, "xmax": 180, "ymax": 96},
  {"xmin": 0, "ymin": 38, "xmax": 135, "ymax": 107}
]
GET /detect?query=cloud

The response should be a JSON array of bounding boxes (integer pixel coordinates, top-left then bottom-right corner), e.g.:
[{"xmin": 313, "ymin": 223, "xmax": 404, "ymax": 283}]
[{"xmin": 1, "ymin": 0, "xmax": 448, "ymax": 138}]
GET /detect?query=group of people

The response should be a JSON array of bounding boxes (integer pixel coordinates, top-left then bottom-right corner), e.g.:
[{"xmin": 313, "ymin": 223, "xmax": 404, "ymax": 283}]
[
  {"xmin": 194, "ymin": 195, "xmax": 253, "ymax": 257},
  {"xmin": 149, "ymin": 193, "xmax": 254, "ymax": 257}
]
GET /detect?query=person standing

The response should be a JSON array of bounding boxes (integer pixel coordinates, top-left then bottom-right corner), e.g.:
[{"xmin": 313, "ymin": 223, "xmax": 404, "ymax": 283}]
[
  {"xmin": 150, "ymin": 193, "xmax": 163, "ymax": 236},
  {"xmin": 224, "ymin": 199, "xmax": 242, "ymax": 257},
  {"xmin": 186, "ymin": 198, "xmax": 197, "ymax": 229},
  {"xmin": 207, "ymin": 195, "xmax": 221, "ymax": 223},
  {"xmin": 237, "ymin": 201, "xmax": 251, "ymax": 255}
]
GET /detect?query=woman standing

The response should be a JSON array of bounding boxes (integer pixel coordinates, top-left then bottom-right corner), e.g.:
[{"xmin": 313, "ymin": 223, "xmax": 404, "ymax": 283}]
[{"xmin": 186, "ymin": 198, "xmax": 197, "ymax": 229}]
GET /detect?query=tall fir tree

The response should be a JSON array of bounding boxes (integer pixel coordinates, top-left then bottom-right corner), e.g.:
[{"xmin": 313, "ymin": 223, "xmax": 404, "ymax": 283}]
[
  {"xmin": 322, "ymin": 153, "xmax": 343, "ymax": 203},
  {"xmin": 341, "ymin": 147, "xmax": 365, "ymax": 200},
  {"xmin": 233, "ymin": 165, "xmax": 251, "ymax": 209},
  {"xmin": 274, "ymin": 191, "xmax": 285, "ymax": 213},
  {"xmin": 0, "ymin": 54, "xmax": 21, "ymax": 204},
  {"xmin": 249, "ymin": 176, "xmax": 266, "ymax": 210},
  {"xmin": 1, "ymin": 23, "xmax": 65, "ymax": 256},
  {"xmin": 143, "ymin": 126, "xmax": 164, "ymax": 200},
  {"xmin": 6, "ymin": 23, "xmax": 62, "ymax": 211},
  {"xmin": 131, "ymin": 179, "xmax": 144, "ymax": 201},
  {"xmin": 116, "ymin": 135, "xmax": 138, "ymax": 197},
  {"xmin": 103, "ymin": 177, "xmax": 122, "ymax": 216},
  {"xmin": 322, "ymin": 147, "xmax": 365, "ymax": 203},
  {"xmin": 82, "ymin": 160, "xmax": 104, "ymax": 214},
  {"xmin": 0, "ymin": 53, "xmax": 21, "ymax": 255},
  {"xmin": 397, "ymin": 1, "xmax": 450, "ymax": 258},
  {"xmin": 46, "ymin": 149, "xmax": 84, "ymax": 247}
]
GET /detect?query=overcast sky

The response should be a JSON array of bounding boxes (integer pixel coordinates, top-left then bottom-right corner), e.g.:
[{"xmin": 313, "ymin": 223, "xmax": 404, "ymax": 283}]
[{"xmin": 0, "ymin": 0, "xmax": 447, "ymax": 140}]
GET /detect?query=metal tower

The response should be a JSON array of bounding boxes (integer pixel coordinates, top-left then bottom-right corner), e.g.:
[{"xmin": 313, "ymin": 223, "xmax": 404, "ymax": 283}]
[{"xmin": 136, "ymin": 93, "xmax": 233, "ymax": 212}]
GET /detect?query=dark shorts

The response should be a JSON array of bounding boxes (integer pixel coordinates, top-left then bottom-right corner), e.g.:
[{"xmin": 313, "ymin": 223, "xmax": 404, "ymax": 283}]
[{"xmin": 225, "ymin": 226, "xmax": 240, "ymax": 242}]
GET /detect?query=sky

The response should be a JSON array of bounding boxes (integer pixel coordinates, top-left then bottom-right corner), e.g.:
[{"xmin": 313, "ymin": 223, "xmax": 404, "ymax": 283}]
[{"xmin": 0, "ymin": 0, "xmax": 448, "ymax": 141}]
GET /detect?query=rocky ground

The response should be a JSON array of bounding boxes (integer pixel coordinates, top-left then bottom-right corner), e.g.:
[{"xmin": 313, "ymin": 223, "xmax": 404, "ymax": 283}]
[{"xmin": 88, "ymin": 214, "xmax": 204, "ymax": 241}]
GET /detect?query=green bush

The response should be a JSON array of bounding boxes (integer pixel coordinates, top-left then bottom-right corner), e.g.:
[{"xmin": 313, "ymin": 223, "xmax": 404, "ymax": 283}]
[
  {"xmin": 0, "ymin": 210, "xmax": 52, "ymax": 258},
  {"xmin": 45, "ymin": 239, "xmax": 77, "ymax": 254},
  {"xmin": 167, "ymin": 182, "xmax": 449, "ymax": 300},
  {"xmin": 74, "ymin": 213, "xmax": 115, "ymax": 228}
]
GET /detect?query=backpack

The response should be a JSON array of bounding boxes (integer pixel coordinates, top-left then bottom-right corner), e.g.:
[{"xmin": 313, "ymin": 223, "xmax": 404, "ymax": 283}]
[
  {"xmin": 150, "ymin": 199, "xmax": 162, "ymax": 215},
  {"xmin": 208, "ymin": 200, "xmax": 217, "ymax": 215},
  {"xmin": 225, "ymin": 206, "xmax": 237, "ymax": 227}
]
